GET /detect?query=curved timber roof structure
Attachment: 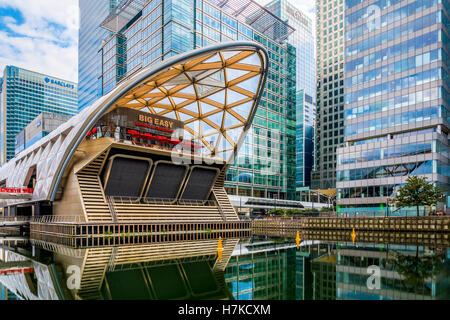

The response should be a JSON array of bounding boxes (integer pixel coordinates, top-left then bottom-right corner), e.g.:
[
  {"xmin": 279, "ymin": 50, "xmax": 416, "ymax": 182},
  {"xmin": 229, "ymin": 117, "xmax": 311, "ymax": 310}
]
[{"xmin": 0, "ymin": 41, "xmax": 268, "ymax": 203}]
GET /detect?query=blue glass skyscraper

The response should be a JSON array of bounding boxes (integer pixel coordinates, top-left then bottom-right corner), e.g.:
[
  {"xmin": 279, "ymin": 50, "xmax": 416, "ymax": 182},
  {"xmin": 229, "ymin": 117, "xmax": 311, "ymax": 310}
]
[
  {"xmin": 78, "ymin": 0, "xmax": 120, "ymax": 110},
  {"xmin": 336, "ymin": 0, "xmax": 450, "ymax": 216},
  {"xmin": 265, "ymin": 0, "xmax": 316, "ymax": 191},
  {"xmin": 0, "ymin": 66, "xmax": 78, "ymax": 163}
]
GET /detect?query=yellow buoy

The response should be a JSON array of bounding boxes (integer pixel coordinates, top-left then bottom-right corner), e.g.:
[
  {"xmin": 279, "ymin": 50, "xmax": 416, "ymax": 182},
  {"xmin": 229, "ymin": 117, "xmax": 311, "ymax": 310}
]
[
  {"xmin": 351, "ymin": 228, "xmax": 356, "ymax": 243},
  {"xmin": 217, "ymin": 236, "xmax": 224, "ymax": 261},
  {"xmin": 296, "ymin": 231, "xmax": 301, "ymax": 249}
]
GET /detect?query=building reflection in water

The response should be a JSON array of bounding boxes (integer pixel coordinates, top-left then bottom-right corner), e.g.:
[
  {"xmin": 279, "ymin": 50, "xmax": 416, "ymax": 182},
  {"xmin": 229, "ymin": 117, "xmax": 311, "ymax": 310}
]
[
  {"xmin": 223, "ymin": 238, "xmax": 450, "ymax": 300},
  {"xmin": 1, "ymin": 237, "xmax": 450, "ymax": 300},
  {"xmin": 0, "ymin": 237, "xmax": 241, "ymax": 300},
  {"xmin": 335, "ymin": 244, "xmax": 449, "ymax": 300}
]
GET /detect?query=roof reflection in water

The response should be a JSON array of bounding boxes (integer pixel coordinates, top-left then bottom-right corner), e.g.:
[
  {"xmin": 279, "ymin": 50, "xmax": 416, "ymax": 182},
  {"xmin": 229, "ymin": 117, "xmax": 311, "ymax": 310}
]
[{"xmin": 0, "ymin": 238, "xmax": 242, "ymax": 300}]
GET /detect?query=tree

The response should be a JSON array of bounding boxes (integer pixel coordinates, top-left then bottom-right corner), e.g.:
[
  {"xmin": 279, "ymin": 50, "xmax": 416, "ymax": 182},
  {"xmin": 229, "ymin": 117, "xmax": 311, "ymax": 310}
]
[
  {"xmin": 392, "ymin": 176, "xmax": 444, "ymax": 217},
  {"xmin": 390, "ymin": 248, "xmax": 443, "ymax": 295}
]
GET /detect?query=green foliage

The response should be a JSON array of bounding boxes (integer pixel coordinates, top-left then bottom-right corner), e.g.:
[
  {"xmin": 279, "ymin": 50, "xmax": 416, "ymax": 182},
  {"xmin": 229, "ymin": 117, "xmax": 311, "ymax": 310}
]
[
  {"xmin": 269, "ymin": 208, "xmax": 286, "ymax": 216},
  {"xmin": 303, "ymin": 208, "xmax": 319, "ymax": 213},
  {"xmin": 320, "ymin": 206, "xmax": 331, "ymax": 212},
  {"xmin": 393, "ymin": 176, "xmax": 445, "ymax": 216},
  {"xmin": 390, "ymin": 249, "xmax": 443, "ymax": 295}
]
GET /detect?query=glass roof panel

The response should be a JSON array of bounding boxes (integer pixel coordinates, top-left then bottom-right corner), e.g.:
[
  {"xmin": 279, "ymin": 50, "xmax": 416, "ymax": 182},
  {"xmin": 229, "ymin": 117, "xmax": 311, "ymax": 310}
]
[
  {"xmin": 223, "ymin": 112, "xmax": 241, "ymax": 128},
  {"xmin": 224, "ymin": 112, "xmax": 242, "ymax": 128},
  {"xmin": 185, "ymin": 70, "xmax": 209, "ymax": 80},
  {"xmin": 203, "ymin": 53, "xmax": 222, "ymax": 63},
  {"xmin": 148, "ymin": 88, "xmax": 161, "ymax": 94},
  {"xmin": 219, "ymin": 137, "xmax": 233, "ymax": 152},
  {"xmin": 235, "ymin": 75, "xmax": 259, "ymax": 93},
  {"xmin": 195, "ymin": 84, "xmax": 221, "ymax": 98},
  {"xmin": 177, "ymin": 111, "xmax": 193, "ymax": 122},
  {"xmin": 227, "ymin": 89, "xmax": 248, "ymax": 105},
  {"xmin": 185, "ymin": 120, "xmax": 200, "ymax": 135},
  {"xmin": 205, "ymin": 132, "xmax": 219, "ymax": 149},
  {"xmin": 206, "ymin": 90, "xmax": 225, "ymax": 105},
  {"xmin": 152, "ymin": 107, "xmax": 169, "ymax": 114},
  {"xmin": 238, "ymin": 53, "xmax": 260, "ymax": 66},
  {"xmin": 163, "ymin": 74, "xmax": 190, "ymax": 86},
  {"xmin": 200, "ymin": 102, "xmax": 219, "ymax": 115},
  {"xmin": 177, "ymin": 85, "xmax": 196, "ymax": 95},
  {"xmin": 205, "ymin": 111, "xmax": 224, "ymax": 126},
  {"xmin": 125, "ymin": 99, "xmax": 141, "ymax": 105},
  {"xmin": 201, "ymin": 121, "xmax": 217, "ymax": 136},
  {"xmin": 155, "ymin": 97, "xmax": 172, "ymax": 106},
  {"xmin": 226, "ymin": 68, "xmax": 249, "ymax": 82},
  {"xmin": 163, "ymin": 85, "xmax": 176, "ymax": 91},
  {"xmin": 231, "ymin": 101, "xmax": 253, "ymax": 119},
  {"xmin": 222, "ymin": 51, "xmax": 241, "ymax": 60},
  {"xmin": 182, "ymin": 102, "xmax": 199, "ymax": 114},
  {"xmin": 197, "ymin": 71, "xmax": 225, "ymax": 87},
  {"xmin": 224, "ymin": 127, "xmax": 242, "ymax": 142},
  {"xmin": 164, "ymin": 111, "xmax": 177, "ymax": 119},
  {"xmin": 171, "ymin": 97, "xmax": 189, "ymax": 105}
]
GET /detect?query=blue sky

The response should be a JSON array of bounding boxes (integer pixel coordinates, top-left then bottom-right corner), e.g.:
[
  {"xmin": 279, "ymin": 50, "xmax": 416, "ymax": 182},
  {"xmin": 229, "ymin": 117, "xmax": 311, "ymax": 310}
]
[
  {"xmin": 0, "ymin": 0, "xmax": 314, "ymax": 84},
  {"xmin": 0, "ymin": 0, "xmax": 78, "ymax": 82}
]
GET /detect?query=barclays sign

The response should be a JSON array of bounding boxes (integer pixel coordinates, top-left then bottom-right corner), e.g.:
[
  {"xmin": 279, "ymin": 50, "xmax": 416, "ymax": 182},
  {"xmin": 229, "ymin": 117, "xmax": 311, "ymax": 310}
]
[{"xmin": 45, "ymin": 77, "xmax": 75, "ymax": 90}]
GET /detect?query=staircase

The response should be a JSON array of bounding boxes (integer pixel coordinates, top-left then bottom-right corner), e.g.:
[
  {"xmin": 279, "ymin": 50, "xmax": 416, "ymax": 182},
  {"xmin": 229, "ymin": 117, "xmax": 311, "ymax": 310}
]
[
  {"xmin": 212, "ymin": 171, "xmax": 239, "ymax": 221},
  {"xmin": 77, "ymin": 247, "xmax": 114, "ymax": 300},
  {"xmin": 113, "ymin": 203, "xmax": 225, "ymax": 222},
  {"xmin": 76, "ymin": 150, "xmax": 112, "ymax": 222}
]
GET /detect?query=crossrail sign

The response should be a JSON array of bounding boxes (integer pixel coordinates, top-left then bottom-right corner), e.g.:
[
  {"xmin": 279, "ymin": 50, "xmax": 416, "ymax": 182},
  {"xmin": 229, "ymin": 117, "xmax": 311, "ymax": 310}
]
[{"xmin": 0, "ymin": 188, "xmax": 33, "ymax": 199}]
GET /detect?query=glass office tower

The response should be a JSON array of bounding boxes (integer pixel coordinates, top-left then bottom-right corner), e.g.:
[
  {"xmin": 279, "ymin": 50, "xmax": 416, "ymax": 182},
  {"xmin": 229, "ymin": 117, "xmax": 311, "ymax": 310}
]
[
  {"xmin": 266, "ymin": 0, "xmax": 317, "ymax": 190},
  {"xmin": 0, "ymin": 66, "xmax": 78, "ymax": 163},
  {"xmin": 312, "ymin": 0, "xmax": 346, "ymax": 191},
  {"xmin": 97, "ymin": 0, "xmax": 298, "ymax": 200},
  {"xmin": 78, "ymin": 0, "xmax": 120, "ymax": 110},
  {"xmin": 336, "ymin": 0, "xmax": 450, "ymax": 216},
  {"xmin": 296, "ymin": 90, "xmax": 315, "ymax": 189}
]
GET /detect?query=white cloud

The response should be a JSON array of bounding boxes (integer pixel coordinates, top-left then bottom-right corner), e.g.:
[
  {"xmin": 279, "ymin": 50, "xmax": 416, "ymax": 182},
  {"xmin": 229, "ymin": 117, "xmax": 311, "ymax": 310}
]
[
  {"xmin": 0, "ymin": 0, "xmax": 316, "ymax": 84},
  {"xmin": 0, "ymin": 0, "xmax": 79, "ymax": 82}
]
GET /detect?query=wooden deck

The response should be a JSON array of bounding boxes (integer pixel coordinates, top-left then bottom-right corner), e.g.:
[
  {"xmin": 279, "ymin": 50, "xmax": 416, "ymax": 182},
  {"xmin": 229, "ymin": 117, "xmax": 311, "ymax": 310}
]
[
  {"xmin": 29, "ymin": 220, "xmax": 251, "ymax": 247},
  {"xmin": 252, "ymin": 216, "xmax": 450, "ymax": 232}
]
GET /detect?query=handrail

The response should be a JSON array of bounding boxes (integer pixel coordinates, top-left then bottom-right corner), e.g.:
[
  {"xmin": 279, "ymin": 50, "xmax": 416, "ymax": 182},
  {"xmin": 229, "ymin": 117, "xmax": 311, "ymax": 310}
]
[
  {"xmin": 0, "ymin": 215, "xmax": 86, "ymax": 224},
  {"xmin": 106, "ymin": 196, "xmax": 118, "ymax": 222},
  {"xmin": 109, "ymin": 196, "xmax": 217, "ymax": 206}
]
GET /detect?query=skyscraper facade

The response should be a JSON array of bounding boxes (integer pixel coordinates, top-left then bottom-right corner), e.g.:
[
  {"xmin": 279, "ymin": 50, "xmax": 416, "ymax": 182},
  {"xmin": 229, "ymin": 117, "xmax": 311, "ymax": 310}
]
[
  {"xmin": 78, "ymin": 0, "xmax": 120, "ymax": 110},
  {"xmin": 96, "ymin": 0, "xmax": 298, "ymax": 200},
  {"xmin": 336, "ymin": 0, "xmax": 450, "ymax": 216},
  {"xmin": 312, "ymin": 0, "xmax": 346, "ymax": 190},
  {"xmin": 296, "ymin": 90, "xmax": 315, "ymax": 188},
  {"xmin": 0, "ymin": 66, "xmax": 78, "ymax": 163},
  {"xmin": 266, "ymin": 0, "xmax": 317, "ymax": 190}
]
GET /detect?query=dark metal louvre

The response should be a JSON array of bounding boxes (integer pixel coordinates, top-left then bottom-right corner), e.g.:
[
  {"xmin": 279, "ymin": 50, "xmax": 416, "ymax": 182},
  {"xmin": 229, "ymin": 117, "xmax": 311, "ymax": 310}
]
[
  {"xmin": 104, "ymin": 157, "xmax": 151, "ymax": 199},
  {"xmin": 180, "ymin": 167, "xmax": 219, "ymax": 201},
  {"xmin": 145, "ymin": 162, "xmax": 187, "ymax": 201}
]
